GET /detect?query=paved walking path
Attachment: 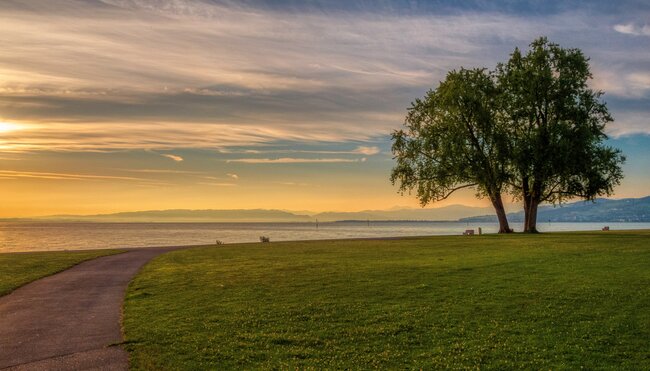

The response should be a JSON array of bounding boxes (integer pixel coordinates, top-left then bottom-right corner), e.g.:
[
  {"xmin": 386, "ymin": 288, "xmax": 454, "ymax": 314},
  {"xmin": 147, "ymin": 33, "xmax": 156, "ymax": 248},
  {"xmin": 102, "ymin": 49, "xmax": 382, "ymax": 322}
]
[{"xmin": 0, "ymin": 247, "xmax": 181, "ymax": 370}]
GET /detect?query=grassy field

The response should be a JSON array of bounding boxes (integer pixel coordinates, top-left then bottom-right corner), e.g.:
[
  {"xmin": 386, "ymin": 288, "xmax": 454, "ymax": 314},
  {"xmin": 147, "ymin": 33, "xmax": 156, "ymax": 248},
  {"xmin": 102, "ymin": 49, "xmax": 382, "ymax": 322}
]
[
  {"xmin": 0, "ymin": 249, "xmax": 121, "ymax": 296},
  {"xmin": 123, "ymin": 231, "xmax": 650, "ymax": 369}
]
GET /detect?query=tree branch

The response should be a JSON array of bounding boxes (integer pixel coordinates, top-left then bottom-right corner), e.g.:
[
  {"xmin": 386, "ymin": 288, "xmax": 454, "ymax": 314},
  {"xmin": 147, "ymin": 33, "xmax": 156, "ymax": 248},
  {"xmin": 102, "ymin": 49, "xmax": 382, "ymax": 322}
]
[
  {"xmin": 540, "ymin": 178, "xmax": 563, "ymax": 202},
  {"xmin": 417, "ymin": 149, "xmax": 441, "ymax": 164},
  {"xmin": 507, "ymin": 181, "xmax": 522, "ymax": 190},
  {"xmin": 435, "ymin": 183, "xmax": 478, "ymax": 201}
]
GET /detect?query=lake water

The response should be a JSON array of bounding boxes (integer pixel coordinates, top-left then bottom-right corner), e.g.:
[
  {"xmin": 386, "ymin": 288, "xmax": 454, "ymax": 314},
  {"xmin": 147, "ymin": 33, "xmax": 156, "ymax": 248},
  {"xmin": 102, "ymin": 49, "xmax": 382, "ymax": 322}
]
[{"xmin": 1, "ymin": 221, "xmax": 649, "ymax": 253}]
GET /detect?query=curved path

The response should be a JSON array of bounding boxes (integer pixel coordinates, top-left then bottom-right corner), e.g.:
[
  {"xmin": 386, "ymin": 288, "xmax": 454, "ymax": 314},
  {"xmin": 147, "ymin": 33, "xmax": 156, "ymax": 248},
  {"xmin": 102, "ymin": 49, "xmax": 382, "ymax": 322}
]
[{"xmin": 0, "ymin": 246, "xmax": 181, "ymax": 370}]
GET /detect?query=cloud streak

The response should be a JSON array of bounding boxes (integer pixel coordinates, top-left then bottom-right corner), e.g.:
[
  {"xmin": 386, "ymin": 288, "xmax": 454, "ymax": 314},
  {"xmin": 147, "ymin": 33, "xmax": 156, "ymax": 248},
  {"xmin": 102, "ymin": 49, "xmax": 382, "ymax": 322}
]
[
  {"xmin": 197, "ymin": 182, "xmax": 237, "ymax": 187},
  {"xmin": 227, "ymin": 157, "xmax": 366, "ymax": 164},
  {"xmin": 0, "ymin": 0, "xmax": 648, "ymax": 155},
  {"xmin": 614, "ymin": 23, "xmax": 650, "ymax": 36},
  {"xmin": 0, "ymin": 169, "xmax": 165, "ymax": 184},
  {"xmin": 117, "ymin": 168, "xmax": 203, "ymax": 174},
  {"xmin": 161, "ymin": 154, "xmax": 184, "ymax": 162},
  {"xmin": 1, "ymin": 1, "xmax": 649, "ymax": 217},
  {"xmin": 353, "ymin": 146, "xmax": 381, "ymax": 155}
]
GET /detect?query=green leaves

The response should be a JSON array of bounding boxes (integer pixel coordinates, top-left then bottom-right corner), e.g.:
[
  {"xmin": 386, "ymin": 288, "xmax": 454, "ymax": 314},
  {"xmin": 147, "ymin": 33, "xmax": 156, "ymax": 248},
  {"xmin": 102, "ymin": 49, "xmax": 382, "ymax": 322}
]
[
  {"xmin": 498, "ymin": 37, "xmax": 624, "ymax": 207},
  {"xmin": 391, "ymin": 37, "xmax": 625, "ymax": 232},
  {"xmin": 391, "ymin": 68, "xmax": 506, "ymax": 203}
]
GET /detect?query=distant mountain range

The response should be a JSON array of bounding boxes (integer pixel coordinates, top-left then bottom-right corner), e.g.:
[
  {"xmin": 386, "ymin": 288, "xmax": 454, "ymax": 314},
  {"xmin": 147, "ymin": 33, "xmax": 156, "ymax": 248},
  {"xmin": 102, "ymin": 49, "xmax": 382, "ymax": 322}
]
[
  {"xmin": 5, "ymin": 196, "xmax": 649, "ymax": 223},
  {"xmin": 460, "ymin": 196, "xmax": 650, "ymax": 223},
  {"xmin": 312, "ymin": 205, "xmax": 493, "ymax": 222},
  {"xmin": 14, "ymin": 204, "xmax": 494, "ymax": 223},
  {"xmin": 36, "ymin": 209, "xmax": 314, "ymax": 223}
]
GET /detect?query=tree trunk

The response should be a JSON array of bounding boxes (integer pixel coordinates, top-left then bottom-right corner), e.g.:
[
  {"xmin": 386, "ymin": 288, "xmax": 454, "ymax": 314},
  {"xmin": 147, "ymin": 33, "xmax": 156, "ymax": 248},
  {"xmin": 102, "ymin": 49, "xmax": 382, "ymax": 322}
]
[
  {"xmin": 523, "ymin": 197, "xmax": 539, "ymax": 233},
  {"xmin": 490, "ymin": 194, "xmax": 512, "ymax": 233},
  {"xmin": 522, "ymin": 176, "xmax": 541, "ymax": 233},
  {"xmin": 523, "ymin": 197, "xmax": 530, "ymax": 232},
  {"xmin": 522, "ymin": 176, "xmax": 531, "ymax": 232}
]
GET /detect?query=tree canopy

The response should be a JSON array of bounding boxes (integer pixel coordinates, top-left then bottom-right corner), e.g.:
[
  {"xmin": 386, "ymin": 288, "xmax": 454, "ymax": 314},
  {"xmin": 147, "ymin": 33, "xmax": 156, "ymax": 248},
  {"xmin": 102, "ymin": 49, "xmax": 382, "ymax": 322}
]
[
  {"xmin": 391, "ymin": 37, "xmax": 624, "ymax": 233},
  {"xmin": 497, "ymin": 37, "xmax": 625, "ymax": 232},
  {"xmin": 391, "ymin": 68, "xmax": 513, "ymax": 233}
]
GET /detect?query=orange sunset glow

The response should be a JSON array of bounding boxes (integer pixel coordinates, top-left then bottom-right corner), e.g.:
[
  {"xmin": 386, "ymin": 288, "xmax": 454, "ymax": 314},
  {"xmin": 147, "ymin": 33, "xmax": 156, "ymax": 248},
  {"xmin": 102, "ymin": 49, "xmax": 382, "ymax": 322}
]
[{"xmin": 1, "ymin": 0, "xmax": 649, "ymax": 218}]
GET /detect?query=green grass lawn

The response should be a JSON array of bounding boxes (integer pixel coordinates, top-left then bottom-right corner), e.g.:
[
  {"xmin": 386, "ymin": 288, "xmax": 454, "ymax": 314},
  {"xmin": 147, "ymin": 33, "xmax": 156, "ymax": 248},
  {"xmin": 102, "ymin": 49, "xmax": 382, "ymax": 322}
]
[
  {"xmin": 0, "ymin": 249, "xmax": 122, "ymax": 296},
  {"xmin": 123, "ymin": 231, "xmax": 650, "ymax": 369}
]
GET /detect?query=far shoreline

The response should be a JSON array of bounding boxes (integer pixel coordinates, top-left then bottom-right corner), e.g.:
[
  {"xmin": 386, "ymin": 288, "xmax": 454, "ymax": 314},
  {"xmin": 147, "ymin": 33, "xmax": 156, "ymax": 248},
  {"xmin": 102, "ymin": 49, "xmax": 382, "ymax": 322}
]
[
  {"xmin": 0, "ymin": 219, "xmax": 467, "ymax": 224},
  {"xmin": 3, "ymin": 229, "xmax": 649, "ymax": 255}
]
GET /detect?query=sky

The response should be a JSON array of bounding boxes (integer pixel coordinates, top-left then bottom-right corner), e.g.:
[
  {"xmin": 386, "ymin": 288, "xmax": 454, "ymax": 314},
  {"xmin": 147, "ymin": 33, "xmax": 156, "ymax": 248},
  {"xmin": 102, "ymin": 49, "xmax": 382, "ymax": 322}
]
[{"xmin": 0, "ymin": 0, "xmax": 649, "ymax": 217}]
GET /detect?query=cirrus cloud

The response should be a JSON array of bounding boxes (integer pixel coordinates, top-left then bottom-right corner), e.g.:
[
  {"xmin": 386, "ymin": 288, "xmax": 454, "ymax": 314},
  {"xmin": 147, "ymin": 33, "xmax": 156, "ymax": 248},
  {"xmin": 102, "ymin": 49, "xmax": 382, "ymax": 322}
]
[
  {"xmin": 161, "ymin": 154, "xmax": 183, "ymax": 162},
  {"xmin": 0, "ymin": 0, "xmax": 649, "ymax": 153},
  {"xmin": 227, "ymin": 157, "xmax": 366, "ymax": 164},
  {"xmin": 614, "ymin": 23, "xmax": 650, "ymax": 36}
]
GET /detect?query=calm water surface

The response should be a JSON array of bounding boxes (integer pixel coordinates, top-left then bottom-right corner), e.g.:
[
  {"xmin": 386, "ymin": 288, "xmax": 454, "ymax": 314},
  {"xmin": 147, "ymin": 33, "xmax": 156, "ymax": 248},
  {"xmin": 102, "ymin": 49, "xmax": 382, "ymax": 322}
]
[{"xmin": 1, "ymin": 221, "xmax": 649, "ymax": 253}]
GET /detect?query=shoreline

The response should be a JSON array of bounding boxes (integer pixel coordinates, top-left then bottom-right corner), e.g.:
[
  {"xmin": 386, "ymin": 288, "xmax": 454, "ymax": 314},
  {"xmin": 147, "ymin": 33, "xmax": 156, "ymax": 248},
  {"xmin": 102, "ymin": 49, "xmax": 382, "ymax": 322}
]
[
  {"xmin": 0, "ymin": 219, "xmax": 477, "ymax": 224},
  {"xmin": 3, "ymin": 229, "xmax": 650, "ymax": 255},
  {"xmin": 4, "ymin": 219, "xmax": 650, "ymax": 224}
]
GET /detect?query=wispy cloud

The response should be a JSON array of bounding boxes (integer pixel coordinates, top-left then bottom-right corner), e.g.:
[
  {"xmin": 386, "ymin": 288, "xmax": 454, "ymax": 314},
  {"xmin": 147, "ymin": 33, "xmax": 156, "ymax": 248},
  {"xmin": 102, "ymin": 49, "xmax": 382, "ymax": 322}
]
[
  {"xmin": 117, "ymin": 168, "xmax": 203, "ymax": 174},
  {"xmin": 215, "ymin": 145, "xmax": 383, "ymax": 156},
  {"xmin": 1, "ymin": 1, "xmax": 649, "ymax": 216},
  {"xmin": 161, "ymin": 154, "xmax": 184, "ymax": 162},
  {"xmin": 590, "ymin": 68, "xmax": 650, "ymax": 99},
  {"xmin": 353, "ymin": 146, "xmax": 380, "ymax": 155},
  {"xmin": 0, "ymin": 169, "xmax": 164, "ymax": 184},
  {"xmin": 197, "ymin": 182, "xmax": 237, "ymax": 187},
  {"xmin": 606, "ymin": 111, "xmax": 650, "ymax": 137},
  {"xmin": 273, "ymin": 181, "xmax": 310, "ymax": 187},
  {"xmin": 0, "ymin": 121, "xmax": 305, "ymax": 152},
  {"xmin": 614, "ymin": 23, "xmax": 650, "ymax": 36},
  {"xmin": 0, "ymin": 0, "xmax": 648, "ymax": 152},
  {"xmin": 227, "ymin": 157, "xmax": 366, "ymax": 164}
]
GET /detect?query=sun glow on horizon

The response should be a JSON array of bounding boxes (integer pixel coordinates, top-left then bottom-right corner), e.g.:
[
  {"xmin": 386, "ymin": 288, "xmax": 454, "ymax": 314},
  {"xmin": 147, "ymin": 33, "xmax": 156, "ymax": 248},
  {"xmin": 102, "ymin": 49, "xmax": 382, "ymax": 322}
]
[
  {"xmin": 0, "ymin": 121, "xmax": 28, "ymax": 151},
  {"xmin": 0, "ymin": 1, "xmax": 648, "ymax": 218},
  {"xmin": 0, "ymin": 121, "xmax": 21, "ymax": 133}
]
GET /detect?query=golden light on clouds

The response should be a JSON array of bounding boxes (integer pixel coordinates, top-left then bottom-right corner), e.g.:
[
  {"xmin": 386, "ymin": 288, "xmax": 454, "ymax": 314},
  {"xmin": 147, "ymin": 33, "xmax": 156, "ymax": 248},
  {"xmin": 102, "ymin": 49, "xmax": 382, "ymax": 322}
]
[
  {"xmin": 0, "ymin": 121, "xmax": 21, "ymax": 133},
  {"xmin": 0, "ymin": 121, "xmax": 28, "ymax": 151},
  {"xmin": 0, "ymin": 0, "xmax": 648, "ymax": 218},
  {"xmin": 161, "ymin": 154, "xmax": 184, "ymax": 162}
]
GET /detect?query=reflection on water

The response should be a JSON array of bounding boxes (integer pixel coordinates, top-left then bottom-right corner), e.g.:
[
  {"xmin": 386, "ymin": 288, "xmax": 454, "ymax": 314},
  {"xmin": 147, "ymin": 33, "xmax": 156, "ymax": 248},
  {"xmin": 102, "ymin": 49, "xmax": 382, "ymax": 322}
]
[{"xmin": 1, "ymin": 221, "xmax": 649, "ymax": 253}]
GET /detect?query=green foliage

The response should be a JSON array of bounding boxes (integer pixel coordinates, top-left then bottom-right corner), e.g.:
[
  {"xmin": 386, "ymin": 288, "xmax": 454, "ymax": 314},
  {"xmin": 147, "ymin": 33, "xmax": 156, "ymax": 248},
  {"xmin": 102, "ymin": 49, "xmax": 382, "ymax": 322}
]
[
  {"xmin": 391, "ymin": 68, "xmax": 513, "ymax": 232},
  {"xmin": 124, "ymin": 232, "xmax": 650, "ymax": 369},
  {"xmin": 497, "ymin": 37, "xmax": 625, "ymax": 206},
  {"xmin": 0, "ymin": 249, "xmax": 121, "ymax": 296},
  {"xmin": 391, "ymin": 37, "xmax": 625, "ymax": 233},
  {"xmin": 391, "ymin": 68, "xmax": 509, "ymax": 204}
]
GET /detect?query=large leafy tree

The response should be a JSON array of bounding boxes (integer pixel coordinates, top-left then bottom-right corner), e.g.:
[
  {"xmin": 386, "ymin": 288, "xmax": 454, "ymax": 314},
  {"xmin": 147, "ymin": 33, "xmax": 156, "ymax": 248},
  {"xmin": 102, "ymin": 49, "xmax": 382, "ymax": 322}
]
[
  {"xmin": 497, "ymin": 37, "xmax": 625, "ymax": 232},
  {"xmin": 391, "ymin": 68, "xmax": 513, "ymax": 233}
]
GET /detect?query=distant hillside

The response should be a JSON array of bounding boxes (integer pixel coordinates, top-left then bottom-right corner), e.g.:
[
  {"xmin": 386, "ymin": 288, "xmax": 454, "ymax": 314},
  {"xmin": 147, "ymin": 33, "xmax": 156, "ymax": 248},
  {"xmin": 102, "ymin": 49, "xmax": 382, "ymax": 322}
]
[
  {"xmin": 13, "ymin": 197, "xmax": 649, "ymax": 223},
  {"xmin": 39, "ymin": 209, "xmax": 313, "ymax": 223},
  {"xmin": 460, "ymin": 196, "xmax": 650, "ymax": 223},
  {"xmin": 314, "ymin": 205, "xmax": 494, "ymax": 222},
  {"xmin": 26, "ymin": 204, "xmax": 494, "ymax": 223}
]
